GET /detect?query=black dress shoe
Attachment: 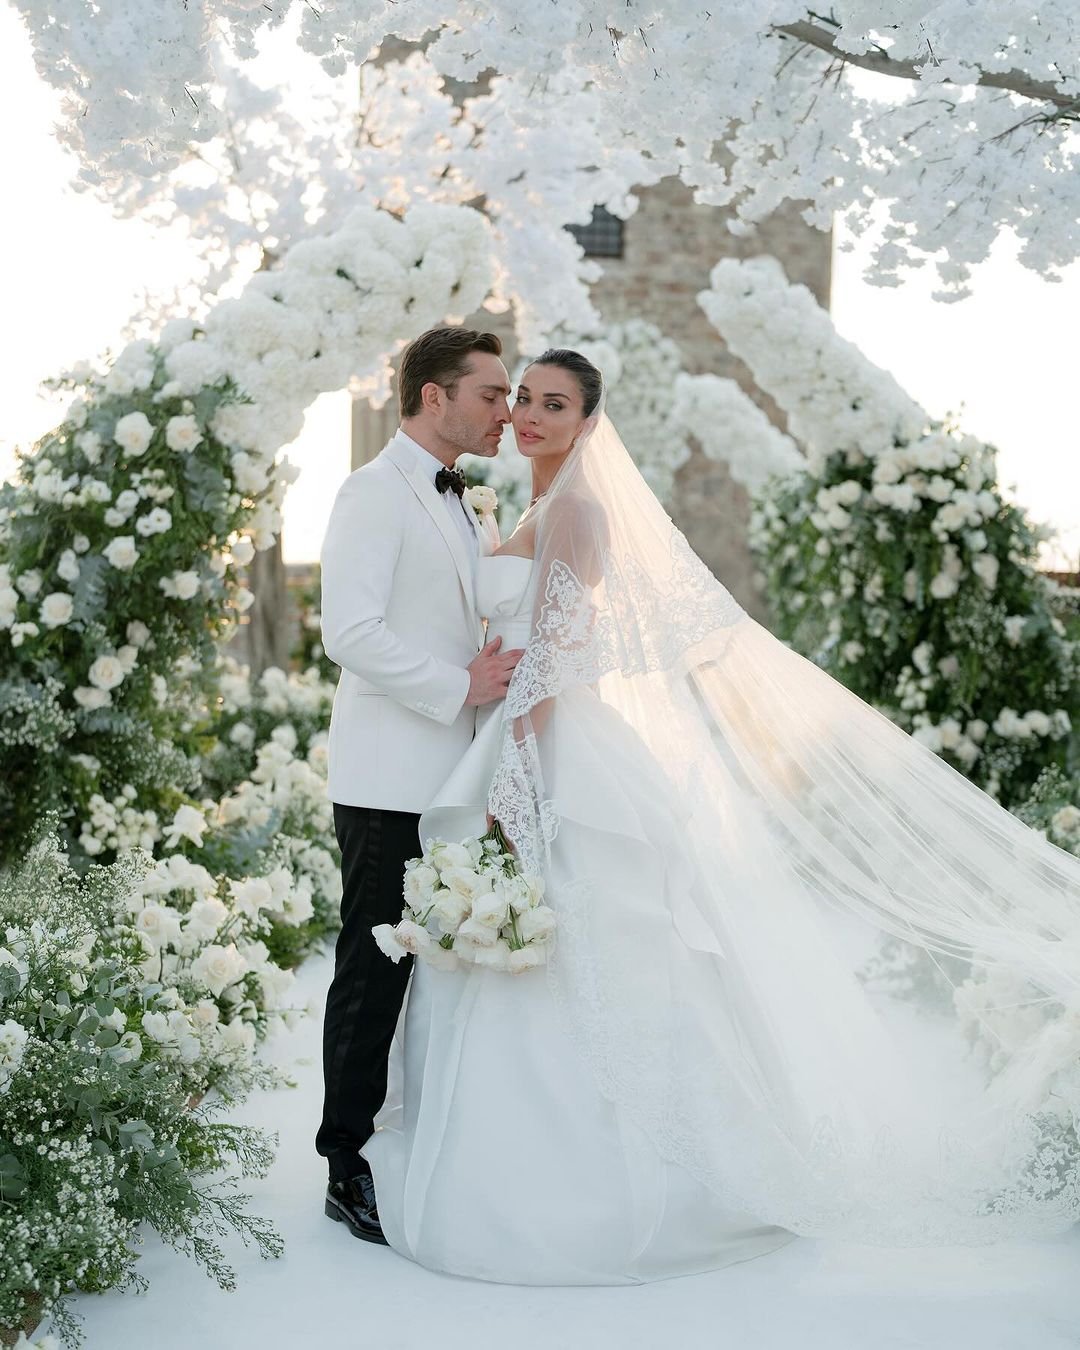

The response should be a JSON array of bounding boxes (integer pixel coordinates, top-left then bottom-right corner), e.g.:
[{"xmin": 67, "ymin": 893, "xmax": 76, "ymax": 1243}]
[{"xmin": 325, "ymin": 1171, "xmax": 389, "ymax": 1245}]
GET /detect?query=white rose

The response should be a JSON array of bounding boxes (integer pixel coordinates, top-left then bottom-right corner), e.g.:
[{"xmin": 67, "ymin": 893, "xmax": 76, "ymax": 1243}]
[
  {"xmin": 76, "ymin": 429, "xmax": 102, "ymax": 463},
  {"xmin": 160, "ymin": 570, "xmax": 200, "ymax": 600},
  {"xmin": 938, "ymin": 718, "xmax": 962, "ymax": 750},
  {"xmin": 993, "ymin": 708, "xmax": 1021, "ymax": 738},
  {"xmin": 114, "ymin": 1031, "xmax": 143, "ymax": 1064},
  {"xmin": 284, "ymin": 885, "xmax": 314, "ymax": 925},
  {"xmin": 135, "ymin": 507, "xmax": 172, "ymax": 537},
  {"xmin": 135, "ymin": 904, "xmax": 182, "ymax": 948},
  {"xmin": 441, "ymin": 867, "xmax": 494, "ymax": 906},
  {"xmin": 929, "ymin": 572, "xmax": 959, "ymax": 600},
  {"xmin": 430, "ymin": 840, "xmax": 474, "ymax": 871},
  {"xmin": 114, "ymin": 411, "xmax": 154, "ymax": 457},
  {"xmin": 163, "ymin": 803, "xmax": 207, "ymax": 849},
  {"xmin": 16, "ymin": 571, "xmax": 42, "ymax": 599},
  {"xmin": 126, "ymin": 620, "xmax": 151, "ymax": 647},
  {"xmin": 141, "ymin": 1010, "xmax": 174, "ymax": 1043},
  {"xmin": 165, "ymin": 414, "xmax": 204, "ymax": 453},
  {"xmin": 116, "ymin": 644, "xmax": 139, "ymax": 673},
  {"xmin": 0, "ymin": 1019, "xmax": 29, "ymax": 1090},
  {"xmin": 516, "ymin": 905, "xmax": 558, "ymax": 944},
  {"xmin": 372, "ymin": 923, "xmax": 411, "ymax": 963},
  {"xmin": 103, "ymin": 536, "xmax": 138, "ymax": 571},
  {"xmin": 972, "ymin": 554, "xmax": 999, "ymax": 590},
  {"xmin": 392, "ymin": 919, "xmax": 436, "ymax": 957},
  {"xmin": 404, "ymin": 863, "xmax": 439, "ymax": 904},
  {"xmin": 190, "ymin": 998, "xmax": 221, "ymax": 1027},
  {"xmin": 73, "ymin": 686, "xmax": 112, "ymax": 710},
  {"xmin": 465, "ymin": 485, "xmax": 498, "ymax": 517},
  {"xmin": 230, "ymin": 536, "xmax": 256, "ymax": 567},
  {"xmin": 88, "ymin": 654, "xmax": 125, "ymax": 690},
  {"xmin": 191, "ymin": 942, "xmax": 248, "ymax": 997},
  {"xmin": 39, "ymin": 592, "xmax": 74, "ymax": 628},
  {"xmin": 1051, "ymin": 806, "xmax": 1080, "ymax": 836},
  {"xmin": 232, "ymin": 587, "xmax": 255, "ymax": 613},
  {"xmin": 187, "ymin": 897, "xmax": 229, "ymax": 935},
  {"xmin": 471, "ymin": 939, "xmax": 513, "ymax": 971},
  {"xmin": 1024, "ymin": 711, "xmax": 1050, "ymax": 737},
  {"xmin": 1004, "ymin": 616, "xmax": 1027, "ymax": 646},
  {"xmin": 430, "ymin": 889, "xmax": 471, "ymax": 934},
  {"xmin": 57, "ymin": 549, "xmax": 81, "ymax": 583},
  {"xmin": 228, "ymin": 876, "xmax": 274, "ymax": 918},
  {"xmin": 455, "ymin": 915, "xmax": 500, "ymax": 948},
  {"xmin": 220, "ymin": 1016, "xmax": 256, "ymax": 1053},
  {"xmin": 508, "ymin": 945, "xmax": 547, "ymax": 974}
]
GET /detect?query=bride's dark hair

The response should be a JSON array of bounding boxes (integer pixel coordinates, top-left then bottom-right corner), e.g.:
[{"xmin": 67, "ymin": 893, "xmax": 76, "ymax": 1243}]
[{"xmin": 530, "ymin": 348, "xmax": 604, "ymax": 416}]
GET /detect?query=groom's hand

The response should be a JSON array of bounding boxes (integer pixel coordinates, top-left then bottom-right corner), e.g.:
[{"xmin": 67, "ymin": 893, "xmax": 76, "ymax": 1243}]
[{"xmin": 465, "ymin": 637, "xmax": 524, "ymax": 706}]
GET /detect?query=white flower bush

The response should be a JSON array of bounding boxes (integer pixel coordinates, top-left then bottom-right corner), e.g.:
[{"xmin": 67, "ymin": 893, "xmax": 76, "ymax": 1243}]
[
  {"xmin": 703, "ymin": 256, "xmax": 1080, "ymax": 813},
  {"xmin": 0, "ymin": 203, "xmax": 492, "ymax": 1340},
  {"xmin": 0, "ymin": 839, "xmax": 283, "ymax": 1346},
  {"xmin": 0, "ymin": 202, "xmax": 494, "ymax": 863}
]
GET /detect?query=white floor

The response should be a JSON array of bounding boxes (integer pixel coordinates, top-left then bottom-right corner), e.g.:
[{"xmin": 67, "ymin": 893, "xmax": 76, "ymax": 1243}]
[{"xmin": 70, "ymin": 951, "xmax": 1080, "ymax": 1350}]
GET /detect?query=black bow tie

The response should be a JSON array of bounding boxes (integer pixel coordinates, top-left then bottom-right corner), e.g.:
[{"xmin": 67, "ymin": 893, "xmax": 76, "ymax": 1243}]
[{"xmin": 435, "ymin": 466, "xmax": 466, "ymax": 498}]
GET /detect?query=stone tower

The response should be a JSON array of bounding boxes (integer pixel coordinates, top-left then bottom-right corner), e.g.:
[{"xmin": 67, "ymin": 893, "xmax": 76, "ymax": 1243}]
[{"xmin": 351, "ymin": 176, "xmax": 832, "ymax": 620}]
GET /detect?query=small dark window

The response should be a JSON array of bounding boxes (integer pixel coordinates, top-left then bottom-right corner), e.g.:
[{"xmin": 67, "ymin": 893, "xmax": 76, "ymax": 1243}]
[{"xmin": 566, "ymin": 206, "xmax": 625, "ymax": 258}]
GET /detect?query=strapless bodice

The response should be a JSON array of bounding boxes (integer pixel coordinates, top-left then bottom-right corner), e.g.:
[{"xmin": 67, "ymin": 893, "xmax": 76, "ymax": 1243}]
[{"xmin": 476, "ymin": 554, "xmax": 535, "ymax": 647}]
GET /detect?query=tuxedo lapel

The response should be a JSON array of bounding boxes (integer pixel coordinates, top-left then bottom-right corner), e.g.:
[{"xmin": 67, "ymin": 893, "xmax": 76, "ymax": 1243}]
[{"xmin": 383, "ymin": 437, "xmax": 484, "ymax": 644}]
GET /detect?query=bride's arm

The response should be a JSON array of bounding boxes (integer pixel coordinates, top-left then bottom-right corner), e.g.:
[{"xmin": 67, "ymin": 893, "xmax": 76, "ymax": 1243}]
[{"xmin": 491, "ymin": 492, "xmax": 609, "ymax": 849}]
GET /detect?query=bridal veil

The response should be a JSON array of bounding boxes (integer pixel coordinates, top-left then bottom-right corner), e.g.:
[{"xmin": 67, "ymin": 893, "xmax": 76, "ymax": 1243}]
[{"xmin": 486, "ymin": 409, "xmax": 1080, "ymax": 1244}]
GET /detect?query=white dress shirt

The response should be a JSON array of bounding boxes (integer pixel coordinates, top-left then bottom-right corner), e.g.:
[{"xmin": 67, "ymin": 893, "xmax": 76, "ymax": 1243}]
[{"xmin": 396, "ymin": 429, "xmax": 478, "ymax": 568}]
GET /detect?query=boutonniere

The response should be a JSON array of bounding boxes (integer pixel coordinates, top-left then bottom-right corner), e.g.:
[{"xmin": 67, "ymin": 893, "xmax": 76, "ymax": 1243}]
[{"xmin": 465, "ymin": 485, "xmax": 499, "ymax": 519}]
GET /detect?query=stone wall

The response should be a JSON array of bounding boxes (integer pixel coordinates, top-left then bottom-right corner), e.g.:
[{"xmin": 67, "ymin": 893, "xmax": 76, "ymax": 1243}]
[{"xmin": 592, "ymin": 176, "xmax": 832, "ymax": 619}]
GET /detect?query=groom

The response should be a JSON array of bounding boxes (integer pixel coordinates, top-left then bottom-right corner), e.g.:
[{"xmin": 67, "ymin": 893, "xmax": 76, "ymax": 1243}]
[{"xmin": 316, "ymin": 326, "xmax": 520, "ymax": 1242}]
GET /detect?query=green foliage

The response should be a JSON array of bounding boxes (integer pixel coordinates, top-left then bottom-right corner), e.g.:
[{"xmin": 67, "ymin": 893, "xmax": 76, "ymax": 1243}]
[
  {"xmin": 0, "ymin": 838, "xmax": 282, "ymax": 1347},
  {"xmin": 751, "ymin": 421, "xmax": 1080, "ymax": 810}
]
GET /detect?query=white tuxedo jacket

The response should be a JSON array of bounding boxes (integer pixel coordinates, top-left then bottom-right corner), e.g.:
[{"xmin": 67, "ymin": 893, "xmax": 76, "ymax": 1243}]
[{"xmin": 321, "ymin": 433, "xmax": 499, "ymax": 813}]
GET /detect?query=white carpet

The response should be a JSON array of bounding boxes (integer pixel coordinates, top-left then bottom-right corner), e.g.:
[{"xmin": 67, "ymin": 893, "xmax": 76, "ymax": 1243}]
[{"xmin": 70, "ymin": 951, "xmax": 1080, "ymax": 1350}]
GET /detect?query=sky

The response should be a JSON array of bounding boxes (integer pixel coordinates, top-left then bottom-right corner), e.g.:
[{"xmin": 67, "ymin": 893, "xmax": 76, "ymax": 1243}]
[{"xmin": 1, "ymin": 3, "xmax": 1077, "ymax": 570}]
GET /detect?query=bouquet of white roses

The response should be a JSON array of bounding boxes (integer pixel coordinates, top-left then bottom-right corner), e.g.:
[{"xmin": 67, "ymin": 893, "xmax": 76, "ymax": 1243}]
[{"xmin": 372, "ymin": 821, "xmax": 555, "ymax": 975}]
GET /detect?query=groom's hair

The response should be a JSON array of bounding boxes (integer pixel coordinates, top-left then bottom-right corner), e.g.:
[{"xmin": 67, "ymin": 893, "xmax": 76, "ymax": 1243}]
[{"xmin": 398, "ymin": 326, "xmax": 503, "ymax": 418}]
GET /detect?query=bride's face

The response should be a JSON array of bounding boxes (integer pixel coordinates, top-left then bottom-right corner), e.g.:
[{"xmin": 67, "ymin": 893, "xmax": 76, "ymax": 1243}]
[{"xmin": 511, "ymin": 365, "xmax": 588, "ymax": 459}]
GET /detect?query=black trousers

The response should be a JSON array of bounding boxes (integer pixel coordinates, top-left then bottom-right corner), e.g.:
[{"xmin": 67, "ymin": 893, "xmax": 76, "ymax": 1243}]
[{"xmin": 316, "ymin": 803, "xmax": 419, "ymax": 1183}]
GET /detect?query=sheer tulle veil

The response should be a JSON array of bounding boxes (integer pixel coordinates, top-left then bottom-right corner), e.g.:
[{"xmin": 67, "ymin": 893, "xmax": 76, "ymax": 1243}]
[{"xmin": 487, "ymin": 402, "xmax": 1080, "ymax": 1243}]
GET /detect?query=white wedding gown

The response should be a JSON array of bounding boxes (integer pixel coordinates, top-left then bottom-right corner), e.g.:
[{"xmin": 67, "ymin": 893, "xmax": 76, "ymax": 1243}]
[{"xmin": 363, "ymin": 553, "xmax": 797, "ymax": 1283}]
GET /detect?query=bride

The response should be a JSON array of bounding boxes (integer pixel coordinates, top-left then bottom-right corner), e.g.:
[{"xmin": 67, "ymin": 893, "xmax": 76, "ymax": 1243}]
[{"xmin": 363, "ymin": 348, "xmax": 1080, "ymax": 1283}]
